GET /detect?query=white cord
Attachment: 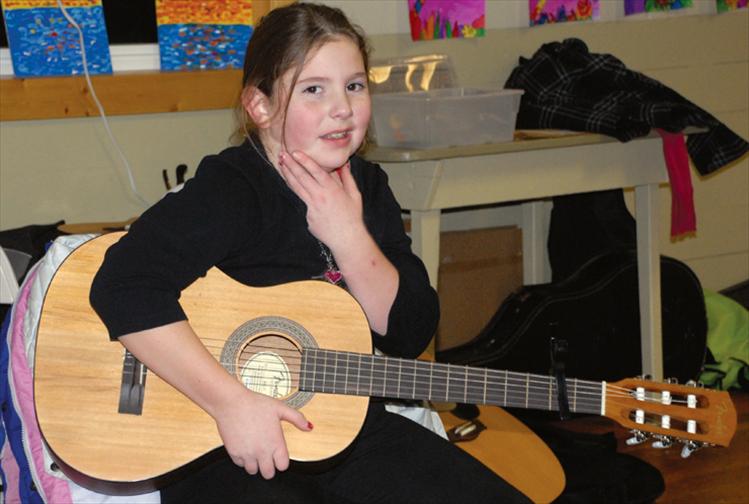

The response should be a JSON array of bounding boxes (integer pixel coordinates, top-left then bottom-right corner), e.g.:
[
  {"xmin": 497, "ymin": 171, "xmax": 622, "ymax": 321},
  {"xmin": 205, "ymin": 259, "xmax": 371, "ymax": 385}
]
[{"xmin": 56, "ymin": 0, "xmax": 151, "ymax": 208}]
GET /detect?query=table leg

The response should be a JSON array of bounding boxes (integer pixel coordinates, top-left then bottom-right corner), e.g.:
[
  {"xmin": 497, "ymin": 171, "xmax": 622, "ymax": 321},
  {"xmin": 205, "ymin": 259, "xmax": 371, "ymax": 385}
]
[
  {"xmin": 635, "ymin": 184, "xmax": 664, "ymax": 380},
  {"xmin": 521, "ymin": 201, "xmax": 551, "ymax": 285},
  {"xmin": 410, "ymin": 209, "xmax": 442, "ymax": 289}
]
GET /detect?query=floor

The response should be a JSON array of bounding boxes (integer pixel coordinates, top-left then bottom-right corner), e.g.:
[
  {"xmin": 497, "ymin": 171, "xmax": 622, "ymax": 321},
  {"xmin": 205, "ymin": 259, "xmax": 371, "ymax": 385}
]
[{"xmin": 543, "ymin": 391, "xmax": 749, "ymax": 503}]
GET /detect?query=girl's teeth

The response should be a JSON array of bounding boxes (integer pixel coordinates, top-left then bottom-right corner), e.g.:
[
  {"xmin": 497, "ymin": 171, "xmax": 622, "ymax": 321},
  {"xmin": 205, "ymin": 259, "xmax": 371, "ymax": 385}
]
[{"xmin": 324, "ymin": 132, "xmax": 348, "ymax": 139}]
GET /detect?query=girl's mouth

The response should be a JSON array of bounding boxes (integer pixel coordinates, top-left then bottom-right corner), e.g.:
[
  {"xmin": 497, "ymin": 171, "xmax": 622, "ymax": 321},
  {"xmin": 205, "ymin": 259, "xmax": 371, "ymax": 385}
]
[{"xmin": 321, "ymin": 130, "xmax": 351, "ymax": 140}]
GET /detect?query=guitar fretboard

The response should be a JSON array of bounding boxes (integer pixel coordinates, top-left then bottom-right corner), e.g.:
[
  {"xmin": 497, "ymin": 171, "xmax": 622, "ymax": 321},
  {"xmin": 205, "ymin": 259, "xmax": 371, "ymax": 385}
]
[{"xmin": 300, "ymin": 348, "xmax": 602, "ymax": 415}]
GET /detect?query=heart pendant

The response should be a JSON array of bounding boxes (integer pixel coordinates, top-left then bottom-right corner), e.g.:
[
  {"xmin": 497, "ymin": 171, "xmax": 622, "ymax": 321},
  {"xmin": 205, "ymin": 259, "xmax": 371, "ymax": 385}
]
[{"xmin": 324, "ymin": 269, "xmax": 343, "ymax": 284}]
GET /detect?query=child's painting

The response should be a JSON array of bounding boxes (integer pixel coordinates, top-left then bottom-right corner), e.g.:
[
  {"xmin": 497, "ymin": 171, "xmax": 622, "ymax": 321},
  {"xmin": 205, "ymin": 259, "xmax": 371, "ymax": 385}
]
[
  {"xmin": 408, "ymin": 0, "xmax": 485, "ymax": 41},
  {"xmin": 1, "ymin": 0, "xmax": 112, "ymax": 77},
  {"xmin": 529, "ymin": 0, "xmax": 599, "ymax": 26},
  {"xmin": 155, "ymin": 0, "xmax": 253, "ymax": 71},
  {"xmin": 624, "ymin": 0, "xmax": 694, "ymax": 16},
  {"xmin": 716, "ymin": 0, "xmax": 747, "ymax": 12}
]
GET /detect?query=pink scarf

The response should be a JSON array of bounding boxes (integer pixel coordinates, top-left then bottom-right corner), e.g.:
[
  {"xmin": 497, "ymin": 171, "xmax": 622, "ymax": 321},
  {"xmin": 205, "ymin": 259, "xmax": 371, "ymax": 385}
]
[{"xmin": 656, "ymin": 129, "xmax": 697, "ymax": 238}]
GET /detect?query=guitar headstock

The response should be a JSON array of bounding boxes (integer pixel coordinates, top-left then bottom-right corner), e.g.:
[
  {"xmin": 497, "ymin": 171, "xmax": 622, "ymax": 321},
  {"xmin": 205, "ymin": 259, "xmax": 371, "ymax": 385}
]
[{"xmin": 604, "ymin": 378, "xmax": 736, "ymax": 449}]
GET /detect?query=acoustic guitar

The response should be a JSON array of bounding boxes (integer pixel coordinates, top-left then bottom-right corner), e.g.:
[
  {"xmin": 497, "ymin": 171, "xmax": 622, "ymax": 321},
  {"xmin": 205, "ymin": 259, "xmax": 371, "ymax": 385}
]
[{"xmin": 34, "ymin": 233, "xmax": 736, "ymax": 498}]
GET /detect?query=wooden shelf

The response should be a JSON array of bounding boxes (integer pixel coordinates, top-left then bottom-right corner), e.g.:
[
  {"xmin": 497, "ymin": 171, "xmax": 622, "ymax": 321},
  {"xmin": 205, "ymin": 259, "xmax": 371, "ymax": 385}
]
[
  {"xmin": 0, "ymin": 0, "xmax": 293, "ymax": 121},
  {"xmin": 0, "ymin": 69, "xmax": 243, "ymax": 121}
]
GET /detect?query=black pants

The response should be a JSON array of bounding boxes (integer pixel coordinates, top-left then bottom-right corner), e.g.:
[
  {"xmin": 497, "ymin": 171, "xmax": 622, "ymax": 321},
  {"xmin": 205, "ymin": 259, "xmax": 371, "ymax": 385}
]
[{"xmin": 162, "ymin": 401, "xmax": 530, "ymax": 504}]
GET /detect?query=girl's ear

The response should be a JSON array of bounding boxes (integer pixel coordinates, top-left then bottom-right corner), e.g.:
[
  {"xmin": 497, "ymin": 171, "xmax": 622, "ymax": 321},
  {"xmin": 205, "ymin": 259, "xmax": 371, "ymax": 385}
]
[{"xmin": 242, "ymin": 87, "xmax": 273, "ymax": 129}]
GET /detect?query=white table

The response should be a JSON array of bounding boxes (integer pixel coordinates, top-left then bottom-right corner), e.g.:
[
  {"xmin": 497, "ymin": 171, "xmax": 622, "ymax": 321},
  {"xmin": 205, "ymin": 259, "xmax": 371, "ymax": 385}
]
[{"xmin": 365, "ymin": 132, "xmax": 669, "ymax": 379}]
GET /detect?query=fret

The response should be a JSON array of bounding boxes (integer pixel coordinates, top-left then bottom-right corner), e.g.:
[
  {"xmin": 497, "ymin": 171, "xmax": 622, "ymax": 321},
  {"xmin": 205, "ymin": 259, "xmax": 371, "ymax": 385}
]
[
  {"xmin": 333, "ymin": 352, "xmax": 338, "ymax": 393},
  {"xmin": 428, "ymin": 363, "xmax": 433, "ymax": 400},
  {"xmin": 300, "ymin": 351, "xmax": 307, "ymax": 391},
  {"xmin": 368, "ymin": 354, "xmax": 374, "ymax": 396},
  {"xmin": 344, "ymin": 352, "xmax": 350, "ymax": 395},
  {"xmin": 411, "ymin": 361, "xmax": 417, "ymax": 399},
  {"xmin": 483, "ymin": 368, "xmax": 488, "ymax": 404},
  {"xmin": 396, "ymin": 360, "xmax": 403, "ymax": 397},
  {"xmin": 503, "ymin": 370, "xmax": 508, "ymax": 407},
  {"xmin": 463, "ymin": 366, "xmax": 468, "ymax": 403},
  {"xmin": 525, "ymin": 373, "xmax": 529, "ymax": 408},
  {"xmin": 572, "ymin": 378, "xmax": 577, "ymax": 413},
  {"xmin": 464, "ymin": 367, "xmax": 481, "ymax": 404},
  {"xmin": 548, "ymin": 376, "xmax": 553, "ymax": 411},
  {"xmin": 445, "ymin": 364, "xmax": 450, "ymax": 402},
  {"xmin": 322, "ymin": 350, "xmax": 329, "ymax": 393},
  {"xmin": 356, "ymin": 353, "xmax": 362, "ymax": 396},
  {"xmin": 311, "ymin": 349, "xmax": 318, "ymax": 391},
  {"xmin": 382, "ymin": 358, "xmax": 387, "ymax": 397}
]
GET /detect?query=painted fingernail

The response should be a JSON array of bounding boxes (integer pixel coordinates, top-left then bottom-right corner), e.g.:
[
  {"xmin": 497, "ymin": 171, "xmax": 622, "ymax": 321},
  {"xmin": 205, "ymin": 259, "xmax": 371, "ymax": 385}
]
[{"xmin": 307, "ymin": 421, "xmax": 314, "ymax": 430}]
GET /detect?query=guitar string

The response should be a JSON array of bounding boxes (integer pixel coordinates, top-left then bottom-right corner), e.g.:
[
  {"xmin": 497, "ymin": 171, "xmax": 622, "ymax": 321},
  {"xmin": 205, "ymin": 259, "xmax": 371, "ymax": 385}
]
[
  {"xmin": 191, "ymin": 334, "xmax": 630, "ymax": 397},
  {"xmin": 119, "ymin": 358, "xmax": 616, "ymax": 407},
  {"xmin": 121, "ymin": 342, "xmax": 687, "ymax": 404},
  {"xmin": 120, "ymin": 354, "xmax": 656, "ymax": 401},
  {"xmin": 125, "ymin": 342, "xmax": 617, "ymax": 396},
  {"xmin": 120, "ymin": 361, "xmax": 655, "ymax": 407},
  {"xmin": 202, "ymin": 342, "xmax": 640, "ymax": 398},
  {"xmin": 194, "ymin": 338, "xmax": 639, "ymax": 396},
  {"xmin": 194, "ymin": 339, "xmax": 614, "ymax": 392},
  {"xmin": 121, "ymin": 344, "xmax": 668, "ymax": 403},
  {"xmin": 299, "ymin": 346, "xmax": 685, "ymax": 401},
  {"xmin": 120, "ymin": 355, "xmax": 679, "ymax": 410}
]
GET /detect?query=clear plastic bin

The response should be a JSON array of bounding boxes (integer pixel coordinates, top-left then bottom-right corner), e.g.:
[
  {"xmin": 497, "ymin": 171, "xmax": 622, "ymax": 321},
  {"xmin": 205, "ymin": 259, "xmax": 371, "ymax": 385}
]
[
  {"xmin": 371, "ymin": 88, "xmax": 524, "ymax": 149},
  {"xmin": 368, "ymin": 54, "xmax": 456, "ymax": 94}
]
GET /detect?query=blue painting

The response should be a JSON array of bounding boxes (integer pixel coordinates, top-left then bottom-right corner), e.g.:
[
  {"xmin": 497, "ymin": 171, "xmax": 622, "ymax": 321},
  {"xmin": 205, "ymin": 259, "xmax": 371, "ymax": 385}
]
[
  {"xmin": 155, "ymin": 0, "xmax": 254, "ymax": 72},
  {"xmin": 157, "ymin": 23, "xmax": 252, "ymax": 71},
  {"xmin": 2, "ymin": 0, "xmax": 112, "ymax": 78}
]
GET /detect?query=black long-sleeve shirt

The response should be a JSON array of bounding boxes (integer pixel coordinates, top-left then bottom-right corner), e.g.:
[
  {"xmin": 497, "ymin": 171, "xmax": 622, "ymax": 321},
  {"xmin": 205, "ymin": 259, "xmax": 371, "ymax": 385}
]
[{"xmin": 90, "ymin": 140, "xmax": 439, "ymax": 359}]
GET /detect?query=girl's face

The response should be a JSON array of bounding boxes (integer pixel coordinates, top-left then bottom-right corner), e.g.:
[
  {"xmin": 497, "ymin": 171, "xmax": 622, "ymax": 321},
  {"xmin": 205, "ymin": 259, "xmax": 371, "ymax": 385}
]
[{"xmin": 264, "ymin": 37, "xmax": 371, "ymax": 172}]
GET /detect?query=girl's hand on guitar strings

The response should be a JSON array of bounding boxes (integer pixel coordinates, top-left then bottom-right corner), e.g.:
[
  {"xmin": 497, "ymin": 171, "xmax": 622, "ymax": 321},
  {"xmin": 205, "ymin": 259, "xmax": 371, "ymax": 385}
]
[{"xmin": 214, "ymin": 389, "xmax": 312, "ymax": 479}]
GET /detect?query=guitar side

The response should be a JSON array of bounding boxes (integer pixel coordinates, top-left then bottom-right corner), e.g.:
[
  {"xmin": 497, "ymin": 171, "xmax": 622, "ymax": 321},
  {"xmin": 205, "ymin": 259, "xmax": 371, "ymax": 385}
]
[
  {"xmin": 439, "ymin": 406, "xmax": 565, "ymax": 504},
  {"xmin": 34, "ymin": 232, "xmax": 371, "ymax": 494}
]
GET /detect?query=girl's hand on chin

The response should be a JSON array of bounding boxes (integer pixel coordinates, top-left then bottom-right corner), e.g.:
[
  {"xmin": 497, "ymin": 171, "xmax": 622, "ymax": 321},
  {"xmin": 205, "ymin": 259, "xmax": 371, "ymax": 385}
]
[{"xmin": 278, "ymin": 150, "xmax": 367, "ymax": 252}]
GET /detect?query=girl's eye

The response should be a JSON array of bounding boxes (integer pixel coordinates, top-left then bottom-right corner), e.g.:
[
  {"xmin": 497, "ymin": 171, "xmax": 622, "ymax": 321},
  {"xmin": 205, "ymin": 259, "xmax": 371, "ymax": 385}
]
[
  {"xmin": 303, "ymin": 85, "xmax": 322, "ymax": 94},
  {"xmin": 347, "ymin": 82, "xmax": 366, "ymax": 92}
]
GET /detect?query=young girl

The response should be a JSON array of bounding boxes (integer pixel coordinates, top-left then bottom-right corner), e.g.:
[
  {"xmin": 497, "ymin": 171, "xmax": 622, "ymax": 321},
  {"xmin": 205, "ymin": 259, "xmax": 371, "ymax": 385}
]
[{"xmin": 90, "ymin": 3, "xmax": 529, "ymax": 503}]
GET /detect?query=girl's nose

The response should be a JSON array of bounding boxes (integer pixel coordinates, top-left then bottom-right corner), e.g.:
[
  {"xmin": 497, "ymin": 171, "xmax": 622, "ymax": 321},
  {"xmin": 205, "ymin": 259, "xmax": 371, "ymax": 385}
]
[{"xmin": 330, "ymin": 92, "xmax": 353, "ymax": 119}]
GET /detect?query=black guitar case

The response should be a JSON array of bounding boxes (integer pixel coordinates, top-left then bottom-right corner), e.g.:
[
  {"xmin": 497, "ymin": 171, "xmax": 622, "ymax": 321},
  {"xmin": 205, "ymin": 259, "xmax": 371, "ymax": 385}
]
[{"xmin": 435, "ymin": 249, "xmax": 707, "ymax": 383}]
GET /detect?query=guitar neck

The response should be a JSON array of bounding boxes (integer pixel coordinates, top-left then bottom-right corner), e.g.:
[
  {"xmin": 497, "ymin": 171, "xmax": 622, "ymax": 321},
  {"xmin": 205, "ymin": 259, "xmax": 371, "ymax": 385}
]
[{"xmin": 301, "ymin": 348, "xmax": 603, "ymax": 415}]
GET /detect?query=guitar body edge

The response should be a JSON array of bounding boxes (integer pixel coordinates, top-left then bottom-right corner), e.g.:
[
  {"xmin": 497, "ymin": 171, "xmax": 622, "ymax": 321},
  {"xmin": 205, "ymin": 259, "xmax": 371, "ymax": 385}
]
[{"xmin": 34, "ymin": 232, "xmax": 372, "ymax": 494}]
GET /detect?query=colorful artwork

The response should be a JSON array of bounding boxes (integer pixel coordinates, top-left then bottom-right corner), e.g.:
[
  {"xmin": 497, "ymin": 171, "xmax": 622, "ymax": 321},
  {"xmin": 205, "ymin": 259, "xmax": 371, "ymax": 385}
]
[
  {"xmin": 408, "ymin": 0, "xmax": 485, "ymax": 41},
  {"xmin": 155, "ymin": 0, "xmax": 253, "ymax": 71},
  {"xmin": 624, "ymin": 0, "xmax": 694, "ymax": 16},
  {"xmin": 529, "ymin": 0, "xmax": 599, "ymax": 26},
  {"xmin": 716, "ymin": 0, "xmax": 747, "ymax": 12},
  {"xmin": 1, "ymin": 0, "xmax": 112, "ymax": 77}
]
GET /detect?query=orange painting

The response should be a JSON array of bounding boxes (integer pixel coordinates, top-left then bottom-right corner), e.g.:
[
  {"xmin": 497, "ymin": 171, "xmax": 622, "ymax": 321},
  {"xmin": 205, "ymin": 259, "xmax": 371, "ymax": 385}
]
[{"xmin": 155, "ymin": 0, "xmax": 253, "ymax": 26}]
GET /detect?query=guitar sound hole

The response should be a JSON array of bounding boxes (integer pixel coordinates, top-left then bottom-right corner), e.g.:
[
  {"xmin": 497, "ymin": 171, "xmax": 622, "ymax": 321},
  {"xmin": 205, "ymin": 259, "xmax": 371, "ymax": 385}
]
[{"xmin": 236, "ymin": 334, "xmax": 302, "ymax": 400}]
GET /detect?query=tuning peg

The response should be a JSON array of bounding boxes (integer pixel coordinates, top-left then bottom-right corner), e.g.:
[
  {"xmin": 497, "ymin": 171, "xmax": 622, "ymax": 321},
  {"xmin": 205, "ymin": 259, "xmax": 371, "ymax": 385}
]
[
  {"xmin": 685, "ymin": 379, "xmax": 698, "ymax": 387},
  {"xmin": 665, "ymin": 377, "xmax": 679, "ymax": 384},
  {"xmin": 626, "ymin": 430, "xmax": 649, "ymax": 446},
  {"xmin": 637, "ymin": 374, "xmax": 653, "ymax": 381},
  {"xmin": 652, "ymin": 435, "xmax": 674, "ymax": 449},
  {"xmin": 680, "ymin": 440, "xmax": 704, "ymax": 458}
]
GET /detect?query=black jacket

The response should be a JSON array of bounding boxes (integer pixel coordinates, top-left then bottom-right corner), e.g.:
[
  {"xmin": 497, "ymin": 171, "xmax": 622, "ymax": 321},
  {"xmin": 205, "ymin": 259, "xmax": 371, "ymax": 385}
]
[
  {"xmin": 90, "ymin": 139, "xmax": 439, "ymax": 359},
  {"xmin": 505, "ymin": 38, "xmax": 749, "ymax": 175}
]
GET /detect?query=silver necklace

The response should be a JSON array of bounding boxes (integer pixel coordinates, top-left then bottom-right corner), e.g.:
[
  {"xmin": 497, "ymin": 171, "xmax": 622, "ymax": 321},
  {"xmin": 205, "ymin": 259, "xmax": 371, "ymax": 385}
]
[{"xmin": 247, "ymin": 136, "xmax": 344, "ymax": 286}]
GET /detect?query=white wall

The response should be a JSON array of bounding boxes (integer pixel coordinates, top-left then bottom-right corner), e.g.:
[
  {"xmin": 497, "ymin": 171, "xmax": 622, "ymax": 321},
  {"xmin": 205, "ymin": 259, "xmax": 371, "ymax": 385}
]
[
  {"xmin": 322, "ymin": 0, "xmax": 721, "ymax": 34},
  {"xmin": 0, "ymin": 2, "xmax": 747, "ymax": 290}
]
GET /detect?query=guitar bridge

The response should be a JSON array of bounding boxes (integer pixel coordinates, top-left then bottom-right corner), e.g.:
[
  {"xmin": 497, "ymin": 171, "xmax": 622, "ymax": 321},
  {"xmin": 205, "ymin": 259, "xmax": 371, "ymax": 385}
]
[{"xmin": 118, "ymin": 349, "xmax": 147, "ymax": 415}]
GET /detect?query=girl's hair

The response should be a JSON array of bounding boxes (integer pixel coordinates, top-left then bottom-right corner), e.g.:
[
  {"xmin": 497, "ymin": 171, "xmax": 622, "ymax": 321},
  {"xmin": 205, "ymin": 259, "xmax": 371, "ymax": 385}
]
[{"xmin": 231, "ymin": 2, "xmax": 371, "ymax": 145}]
